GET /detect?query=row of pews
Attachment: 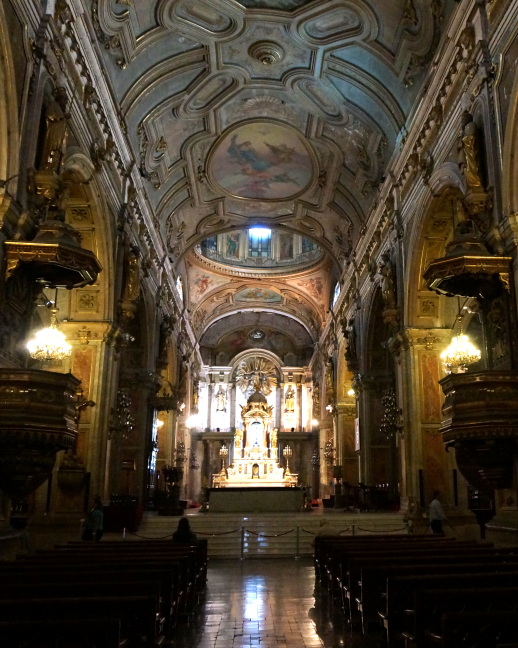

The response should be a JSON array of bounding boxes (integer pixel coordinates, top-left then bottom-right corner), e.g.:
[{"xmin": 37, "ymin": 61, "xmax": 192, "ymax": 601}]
[
  {"xmin": 0, "ymin": 538, "xmax": 208, "ymax": 647},
  {"xmin": 314, "ymin": 534, "xmax": 518, "ymax": 648}
]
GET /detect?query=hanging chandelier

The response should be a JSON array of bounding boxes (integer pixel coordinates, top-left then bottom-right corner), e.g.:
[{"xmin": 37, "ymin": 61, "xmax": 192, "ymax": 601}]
[
  {"xmin": 26, "ymin": 308, "xmax": 72, "ymax": 361},
  {"xmin": 441, "ymin": 332, "xmax": 481, "ymax": 373}
]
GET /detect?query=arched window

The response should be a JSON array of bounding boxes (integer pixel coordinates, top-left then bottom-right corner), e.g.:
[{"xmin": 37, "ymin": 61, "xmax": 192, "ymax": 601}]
[
  {"xmin": 248, "ymin": 227, "xmax": 271, "ymax": 258},
  {"xmin": 176, "ymin": 276, "xmax": 183, "ymax": 302},
  {"xmin": 332, "ymin": 281, "xmax": 340, "ymax": 308}
]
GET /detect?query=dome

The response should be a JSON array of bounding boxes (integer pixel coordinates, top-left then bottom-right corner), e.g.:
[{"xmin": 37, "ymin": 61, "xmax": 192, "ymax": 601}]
[{"xmin": 247, "ymin": 391, "xmax": 267, "ymax": 404}]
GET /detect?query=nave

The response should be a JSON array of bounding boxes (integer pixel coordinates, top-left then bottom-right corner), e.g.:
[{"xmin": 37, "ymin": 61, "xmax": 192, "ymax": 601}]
[{"xmin": 171, "ymin": 557, "xmax": 379, "ymax": 648}]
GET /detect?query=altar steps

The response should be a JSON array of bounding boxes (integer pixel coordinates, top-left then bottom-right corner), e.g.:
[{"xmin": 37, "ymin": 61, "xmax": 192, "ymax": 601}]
[{"xmin": 136, "ymin": 511, "xmax": 409, "ymax": 558}]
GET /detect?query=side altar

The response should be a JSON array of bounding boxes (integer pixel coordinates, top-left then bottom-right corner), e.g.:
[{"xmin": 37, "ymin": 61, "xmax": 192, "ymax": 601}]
[{"xmin": 212, "ymin": 389, "xmax": 298, "ymax": 489}]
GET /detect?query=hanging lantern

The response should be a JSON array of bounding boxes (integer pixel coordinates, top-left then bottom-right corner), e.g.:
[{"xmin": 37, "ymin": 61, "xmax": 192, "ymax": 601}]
[
  {"xmin": 26, "ymin": 308, "xmax": 72, "ymax": 361},
  {"xmin": 440, "ymin": 332, "xmax": 481, "ymax": 373}
]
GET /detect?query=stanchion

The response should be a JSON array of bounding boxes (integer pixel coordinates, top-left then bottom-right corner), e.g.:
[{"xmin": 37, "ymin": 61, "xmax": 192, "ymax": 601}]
[
  {"xmin": 295, "ymin": 526, "xmax": 300, "ymax": 559},
  {"xmin": 122, "ymin": 527, "xmax": 126, "ymax": 539},
  {"xmin": 240, "ymin": 526, "xmax": 245, "ymax": 560}
]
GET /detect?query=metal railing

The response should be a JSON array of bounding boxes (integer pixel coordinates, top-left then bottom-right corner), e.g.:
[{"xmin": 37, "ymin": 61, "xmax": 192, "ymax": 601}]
[{"xmin": 122, "ymin": 523, "xmax": 410, "ymax": 559}]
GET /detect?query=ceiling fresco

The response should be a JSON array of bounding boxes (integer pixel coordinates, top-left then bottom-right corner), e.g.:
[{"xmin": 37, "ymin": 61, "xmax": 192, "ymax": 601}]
[
  {"xmin": 185, "ymin": 245, "xmax": 332, "ymax": 339},
  {"xmin": 89, "ymin": 0, "xmax": 456, "ymax": 348},
  {"xmin": 208, "ymin": 121, "xmax": 316, "ymax": 201}
]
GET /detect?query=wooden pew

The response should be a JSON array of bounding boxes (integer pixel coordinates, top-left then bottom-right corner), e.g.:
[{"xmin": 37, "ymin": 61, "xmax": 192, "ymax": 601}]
[
  {"xmin": 382, "ymin": 570, "xmax": 518, "ymax": 648},
  {"xmin": 356, "ymin": 550, "xmax": 518, "ymax": 629},
  {"xmin": 0, "ymin": 566, "xmax": 181, "ymax": 633},
  {"xmin": 400, "ymin": 586, "xmax": 518, "ymax": 648},
  {"xmin": 333, "ymin": 543, "xmax": 512, "ymax": 622},
  {"xmin": 0, "ymin": 617, "xmax": 123, "ymax": 648},
  {"xmin": 429, "ymin": 610, "xmax": 518, "ymax": 648},
  {"xmin": 315, "ymin": 536, "xmax": 471, "ymax": 610},
  {"xmin": 37, "ymin": 539, "xmax": 208, "ymax": 603},
  {"xmin": 0, "ymin": 538, "xmax": 209, "ymax": 645},
  {"xmin": 0, "ymin": 551, "xmax": 191, "ymax": 632},
  {"xmin": 0, "ymin": 595, "xmax": 160, "ymax": 646}
]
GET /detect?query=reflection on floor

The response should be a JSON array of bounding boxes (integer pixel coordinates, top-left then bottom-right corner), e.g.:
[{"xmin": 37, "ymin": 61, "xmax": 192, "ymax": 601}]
[{"xmin": 170, "ymin": 557, "xmax": 382, "ymax": 648}]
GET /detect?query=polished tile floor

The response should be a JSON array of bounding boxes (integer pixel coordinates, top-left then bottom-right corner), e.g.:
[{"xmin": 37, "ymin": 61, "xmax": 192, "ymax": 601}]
[{"xmin": 170, "ymin": 558, "xmax": 383, "ymax": 648}]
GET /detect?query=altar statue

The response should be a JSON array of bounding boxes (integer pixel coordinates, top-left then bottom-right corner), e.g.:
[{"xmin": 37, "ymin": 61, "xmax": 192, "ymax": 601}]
[
  {"xmin": 215, "ymin": 385, "xmax": 227, "ymax": 412},
  {"xmin": 284, "ymin": 387, "xmax": 295, "ymax": 412}
]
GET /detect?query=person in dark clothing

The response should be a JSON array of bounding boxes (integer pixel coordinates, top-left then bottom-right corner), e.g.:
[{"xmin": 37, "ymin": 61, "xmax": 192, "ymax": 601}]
[
  {"xmin": 429, "ymin": 490, "xmax": 447, "ymax": 535},
  {"xmin": 172, "ymin": 516, "xmax": 198, "ymax": 544},
  {"xmin": 83, "ymin": 495, "xmax": 104, "ymax": 541}
]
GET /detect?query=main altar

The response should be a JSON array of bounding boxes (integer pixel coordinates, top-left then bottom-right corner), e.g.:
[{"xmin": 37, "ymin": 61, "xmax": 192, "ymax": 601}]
[{"xmin": 212, "ymin": 389, "xmax": 298, "ymax": 489}]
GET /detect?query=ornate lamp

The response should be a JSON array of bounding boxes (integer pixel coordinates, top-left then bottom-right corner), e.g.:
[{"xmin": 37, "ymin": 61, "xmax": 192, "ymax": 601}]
[
  {"xmin": 283, "ymin": 444, "xmax": 292, "ymax": 473},
  {"xmin": 441, "ymin": 331, "xmax": 481, "ymax": 373},
  {"xmin": 26, "ymin": 306, "xmax": 72, "ymax": 361}
]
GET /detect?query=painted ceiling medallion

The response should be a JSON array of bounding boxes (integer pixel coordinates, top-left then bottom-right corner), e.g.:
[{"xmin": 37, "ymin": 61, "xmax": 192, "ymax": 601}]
[
  {"xmin": 248, "ymin": 41, "xmax": 285, "ymax": 66},
  {"xmin": 208, "ymin": 120, "xmax": 315, "ymax": 201}
]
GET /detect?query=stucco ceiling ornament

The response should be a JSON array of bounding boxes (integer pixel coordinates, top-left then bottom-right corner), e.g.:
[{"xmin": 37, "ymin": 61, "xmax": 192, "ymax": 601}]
[{"xmin": 230, "ymin": 97, "xmax": 300, "ymax": 125}]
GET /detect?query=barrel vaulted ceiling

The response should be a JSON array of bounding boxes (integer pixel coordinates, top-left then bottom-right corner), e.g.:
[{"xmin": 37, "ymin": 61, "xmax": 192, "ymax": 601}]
[{"xmin": 88, "ymin": 0, "xmax": 455, "ymax": 350}]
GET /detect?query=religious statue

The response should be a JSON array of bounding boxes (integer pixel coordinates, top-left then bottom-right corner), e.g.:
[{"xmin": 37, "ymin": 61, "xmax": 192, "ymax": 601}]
[
  {"xmin": 158, "ymin": 314, "xmax": 174, "ymax": 358},
  {"xmin": 192, "ymin": 381, "xmax": 199, "ymax": 411},
  {"xmin": 459, "ymin": 111, "xmax": 485, "ymax": 191},
  {"xmin": 40, "ymin": 96, "xmax": 68, "ymax": 173},
  {"xmin": 313, "ymin": 384, "xmax": 320, "ymax": 416},
  {"xmin": 235, "ymin": 428, "xmax": 243, "ymax": 448},
  {"xmin": 284, "ymin": 387, "xmax": 295, "ymax": 413},
  {"xmin": 270, "ymin": 427, "xmax": 278, "ymax": 448},
  {"xmin": 379, "ymin": 252, "xmax": 397, "ymax": 310},
  {"xmin": 325, "ymin": 359, "xmax": 334, "ymax": 393},
  {"xmin": 122, "ymin": 251, "xmax": 140, "ymax": 303},
  {"xmin": 343, "ymin": 317, "xmax": 358, "ymax": 365},
  {"xmin": 215, "ymin": 385, "xmax": 227, "ymax": 412}
]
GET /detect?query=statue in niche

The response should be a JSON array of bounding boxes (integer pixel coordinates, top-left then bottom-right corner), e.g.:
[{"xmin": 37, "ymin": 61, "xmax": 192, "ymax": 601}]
[
  {"xmin": 158, "ymin": 314, "xmax": 174, "ymax": 358},
  {"xmin": 284, "ymin": 387, "xmax": 295, "ymax": 412},
  {"xmin": 215, "ymin": 385, "xmax": 227, "ymax": 412},
  {"xmin": 343, "ymin": 317, "xmax": 358, "ymax": 364},
  {"xmin": 40, "ymin": 95, "xmax": 68, "ymax": 173},
  {"xmin": 326, "ymin": 359, "xmax": 334, "ymax": 393},
  {"xmin": 123, "ymin": 251, "xmax": 140, "ymax": 303},
  {"xmin": 313, "ymin": 384, "xmax": 320, "ymax": 417},
  {"xmin": 192, "ymin": 381, "xmax": 199, "ymax": 411},
  {"xmin": 459, "ymin": 111, "xmax": 485, "ymax": 191},
  {"xmin": 270, "ymin": 428, "xmax": 278, "ymax": 448},
  {"xmin": 379, "ymin": 252, "xmax": 397, "ymax": 310},
  {"xmin": 235, "ymin": 428, "xmax": 243, "ymax": 449}
]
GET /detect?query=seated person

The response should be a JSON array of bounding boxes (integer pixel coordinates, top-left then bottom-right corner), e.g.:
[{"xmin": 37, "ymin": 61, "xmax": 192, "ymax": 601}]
[{"xmin": 172, "ymin": 516, "xmax": 198, "ymax": 544}]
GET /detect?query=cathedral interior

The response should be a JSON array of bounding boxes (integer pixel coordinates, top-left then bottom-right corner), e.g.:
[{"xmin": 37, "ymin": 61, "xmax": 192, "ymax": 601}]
[{"xmin": 1, "ymin": 0, "xmax": 518, "ymax": 545}]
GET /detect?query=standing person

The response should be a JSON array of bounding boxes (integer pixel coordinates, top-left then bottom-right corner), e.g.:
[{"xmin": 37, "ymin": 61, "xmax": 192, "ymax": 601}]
[
  {"xmin": 172, "ymin": 516, "xmax": 198, "ymax": 544},
  {"xmin": 83, "ymin": 496, "xmax": 104, "ymax": 541},
  {"xmin": 429, "ymin": 490, "xmax": 447, "ymax": 535}
]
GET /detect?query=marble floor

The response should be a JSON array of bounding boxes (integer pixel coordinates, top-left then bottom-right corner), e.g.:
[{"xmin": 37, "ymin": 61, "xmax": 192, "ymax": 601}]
[{"xmin": 169, "ymin": 558, "xmax": 383, "ymax": 648}]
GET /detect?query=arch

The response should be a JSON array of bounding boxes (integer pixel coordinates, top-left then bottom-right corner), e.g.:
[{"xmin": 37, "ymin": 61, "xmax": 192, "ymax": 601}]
[
  {"xmin": 404, "ymin": 173, "xmax": 464, "ymax": 330},
  {"xmin": 0, "ymin": 2, "xmax": 20, "ymax": 220},
  {"xmin": 501, "ymin": 61, "xmax": 518, "ymax": 222}
]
